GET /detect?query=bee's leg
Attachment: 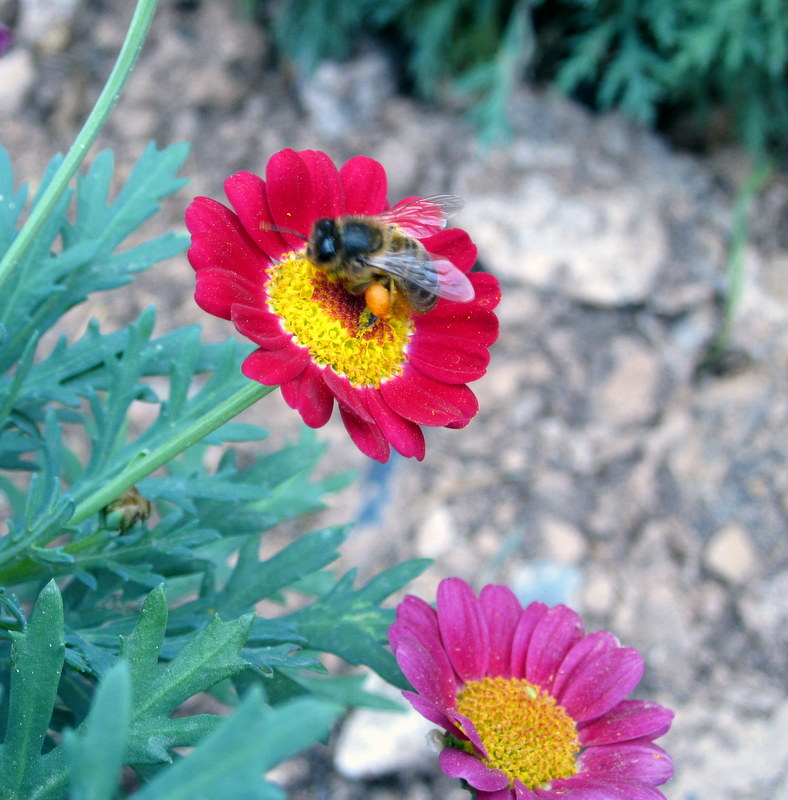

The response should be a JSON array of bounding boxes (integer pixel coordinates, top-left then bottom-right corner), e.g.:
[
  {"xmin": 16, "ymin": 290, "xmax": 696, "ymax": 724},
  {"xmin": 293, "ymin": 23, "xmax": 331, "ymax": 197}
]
[{"xmin": 359, "ymin": 309, "xmax": 379, "ymax": 328}]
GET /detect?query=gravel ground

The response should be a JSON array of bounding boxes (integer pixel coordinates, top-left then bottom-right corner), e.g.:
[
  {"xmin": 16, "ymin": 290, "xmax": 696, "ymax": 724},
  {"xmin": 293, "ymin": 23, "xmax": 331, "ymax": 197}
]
[{"xmin": 1, "ymin": 1, "xmax": 787, "ymax": 798}]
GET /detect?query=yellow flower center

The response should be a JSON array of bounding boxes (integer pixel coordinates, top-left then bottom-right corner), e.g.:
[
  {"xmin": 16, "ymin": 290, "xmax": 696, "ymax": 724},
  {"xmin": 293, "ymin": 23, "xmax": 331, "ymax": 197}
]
[
  {"xmin": 266, "ymin": 253, "xmax": 413, "ymax": 388},
  {"xmin": 455, "ymin": 676, "xmax": 579, "ymax": 789}
]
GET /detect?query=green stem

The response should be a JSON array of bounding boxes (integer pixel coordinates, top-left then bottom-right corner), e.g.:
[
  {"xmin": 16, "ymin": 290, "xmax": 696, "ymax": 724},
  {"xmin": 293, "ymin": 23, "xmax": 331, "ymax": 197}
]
[
  {"xmin": 68, "ymin": 381, "xmax": 274, "ymax": 526},
  {"xmin": 0, "ymin": 0, "xmax": 159, "ymax": 293}
]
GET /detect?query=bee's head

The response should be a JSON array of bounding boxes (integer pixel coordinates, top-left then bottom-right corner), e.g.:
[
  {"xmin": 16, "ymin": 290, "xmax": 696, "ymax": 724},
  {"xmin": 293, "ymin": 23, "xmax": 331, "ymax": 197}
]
[{"xmin": 307, "ymin": 218, "xmax": 340, "ymax": 264}]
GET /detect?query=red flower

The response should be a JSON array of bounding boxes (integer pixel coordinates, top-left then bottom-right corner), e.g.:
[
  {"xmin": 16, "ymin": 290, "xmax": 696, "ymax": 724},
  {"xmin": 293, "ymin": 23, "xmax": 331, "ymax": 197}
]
[
  {"xmin": 186, "ymin": 149, "xmax": 500, "ymax": 462},
  {"xmin": 390, "ymin": 579, "xmax": 675, "ymax": 798}
]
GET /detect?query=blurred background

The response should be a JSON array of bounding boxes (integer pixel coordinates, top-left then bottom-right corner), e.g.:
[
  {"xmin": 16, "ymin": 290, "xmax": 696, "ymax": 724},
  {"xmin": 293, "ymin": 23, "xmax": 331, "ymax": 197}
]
[{"xmin": 1, "ymin": 1, "xmax": 786, "ymax": 797}]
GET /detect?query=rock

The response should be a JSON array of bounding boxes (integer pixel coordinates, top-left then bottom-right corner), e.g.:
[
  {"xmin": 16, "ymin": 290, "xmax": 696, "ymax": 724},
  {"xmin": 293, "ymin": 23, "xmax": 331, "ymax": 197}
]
[
  {"xmin": 334, "ymin": 703, "xmax": 437, "ymax": 779},
  {"xmin": 704, "ymin": 522, "xmax": 758, "ymax": 584},
  {"xmin": 0, "ymin": 46, "xmax": 34, "ymax": 114}
]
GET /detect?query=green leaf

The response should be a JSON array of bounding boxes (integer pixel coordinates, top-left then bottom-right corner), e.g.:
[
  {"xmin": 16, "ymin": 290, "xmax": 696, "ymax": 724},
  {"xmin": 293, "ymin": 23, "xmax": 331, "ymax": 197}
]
[
  {"xmin": 118, "ymin": 583, "xmax": 167, "ymax": 697},
  {"xmin": 287, "ymin": 559, "xmax": 431, "ymax": 687},
  {"xmin": 133, "ymin": 689, "xmax": 341, "ymax": 800},
  {"xmin": 0, "ymin": 580, "xmax": 65, "ymax": 798},
  {"xmin": 62, "ymin": 661, "xmax": 132, "ymax": 800}
]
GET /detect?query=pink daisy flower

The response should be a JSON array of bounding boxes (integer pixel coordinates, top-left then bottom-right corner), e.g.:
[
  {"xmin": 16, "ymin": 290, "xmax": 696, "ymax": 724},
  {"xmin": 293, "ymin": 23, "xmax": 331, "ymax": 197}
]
[
  {"xmin": 185, "ymin": 149, "xmax": 500, "ymax": 462},
  {"xmin": 389, "ymin": 578, "xmax": 674, "ymax": 799}
]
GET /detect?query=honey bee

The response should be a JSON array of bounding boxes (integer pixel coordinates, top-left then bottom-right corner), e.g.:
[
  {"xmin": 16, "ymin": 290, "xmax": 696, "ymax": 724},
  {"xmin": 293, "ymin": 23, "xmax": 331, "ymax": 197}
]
[{"xmin": 305, "ymin": 195, "xmax": 474, "ymax": 322}]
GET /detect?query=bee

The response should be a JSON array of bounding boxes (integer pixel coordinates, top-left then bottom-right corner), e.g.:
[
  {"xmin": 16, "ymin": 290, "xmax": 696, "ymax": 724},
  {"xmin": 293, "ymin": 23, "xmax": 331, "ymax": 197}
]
[
  {"xmin": 305, "ymin": 195, "xmax": 474, "ymax": 322},
  {"xmin": 263, "ymin": 195, "xmax": 475, "ymax": 324}
]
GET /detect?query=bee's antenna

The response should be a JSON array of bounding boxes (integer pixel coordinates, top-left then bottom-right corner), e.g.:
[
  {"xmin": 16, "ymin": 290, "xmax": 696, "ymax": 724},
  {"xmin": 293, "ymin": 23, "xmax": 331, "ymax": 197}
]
[{"xmin": 259, "ymin": 220, "xmax": 308, "ymax": 241}]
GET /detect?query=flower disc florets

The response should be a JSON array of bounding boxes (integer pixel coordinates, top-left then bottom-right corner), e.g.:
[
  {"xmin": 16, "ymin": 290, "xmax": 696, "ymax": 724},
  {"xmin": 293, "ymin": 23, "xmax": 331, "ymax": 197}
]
[
  {"xmin": 185, "ymin": 149, "xmax": 500, "ymax": 462},
  {"xmin": 389, "ymin": 578, "xmax": 675, "ymax": 799}
]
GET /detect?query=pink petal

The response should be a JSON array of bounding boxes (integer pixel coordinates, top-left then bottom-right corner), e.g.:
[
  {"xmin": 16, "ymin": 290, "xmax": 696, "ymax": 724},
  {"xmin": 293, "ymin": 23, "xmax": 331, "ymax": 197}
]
[
  {"xmin": 479, "ymin": 585, "xmax": 522, "ymax": 678},
  {"xmin": 380, "ymin": 367, "xmax": 479, "ymax": 427},
  {"xmin": 394, "ymin": 634, "xmax": 457, "ymax": 708},
  {"xmin": 578, "ymin": 700, "xmax": 675, "ymax": 746},
  {"xmin": 186, "ymin": 196, "xmax": 271, "ymax": 284},
  {"xmin": 535, "ymin": 776, "xmax": 667, "ymax": 799},
  {"xmin": 365, "ymin": 390, "xmax": 426, "ymax": 460},
  {"xmin": 337, "ymin": 403, "xmax": 390, "ymax": 462},
  {"xmin": 407, "ymin": 334, "xmax": 491, "ymax": 384},
  {"xmin": 194, "ymin": 269, "xmax": 262, "ymax": 320},
  {"xmin": 299, "ymin": 149, "xmax": 344, "ymax": 218},
  {"xmin": 224, "ymin": 171, "xmax": 291, "ymax": 259},
  {"xmin": 400, "ymin": 691, "xmax": 465, "ymax": 740},
  {"xmin": 477, "ymin": 790, "xmax": 517, "ymax": 800},
  {"xmin": 578, "ymin": 742, "xmax": 673, "ymax": 786},
  {"xmin": 510, "ymin": 601, "xmax": 549, "ymax": 678},
  {"xmin": 231, "ymin": 304, "xmax": 292, "ymax": 349},
  {"xmin": 513, "ymin": 782, "xmax": 541, "ymax": 799},
  {"xmin": 560, "ymin": 648, "xmax": 644, "ymax": 723},
  {"xmin": 525, "ymin": 605, "xmax": 584, "ymax": 691},
  {"xmin": 389, "ymin": 594, "xmax": 441, "ymax": 654},
  {"xmin": 265, "ymin": 149, "xmax": 318, "ymax": 246},
  {"xmin": 278, "ymin": 363, "xmax": 334, "ymax": 428},
  {"xmin": 552, "ymin": 631, "xmax": 619, "ymax": 701},
  {"xmin": 436, "ymin": 578, "xmax": 489, "ymax": 681},
  {"xmin": 339, "ymin": 155, "xmax": 388, "ymax": 215},
  {"xmin": 241, "ymin": 345, "xmax": 310, "ymax": 385},
  {"xmin": 446, "ymin": 708, "xmax": 490, "ymax": 760},
  {"xmin": 438, "ymin": 748, "xmax": 510, "ymax": 792},
  {"xmin": 422, "ymin": 228, "xmax": 478, "ymax": 273}
]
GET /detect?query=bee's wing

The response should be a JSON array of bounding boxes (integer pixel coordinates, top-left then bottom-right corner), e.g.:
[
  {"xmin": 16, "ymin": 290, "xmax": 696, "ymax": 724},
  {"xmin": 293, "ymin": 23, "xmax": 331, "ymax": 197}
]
[
  {"xmin": 365, "ymin": 251, "xmax": 475, "ymax": 303},
  {"xmin": 376, "ymin": 195, "xmax": 465, "ymax": 237}
]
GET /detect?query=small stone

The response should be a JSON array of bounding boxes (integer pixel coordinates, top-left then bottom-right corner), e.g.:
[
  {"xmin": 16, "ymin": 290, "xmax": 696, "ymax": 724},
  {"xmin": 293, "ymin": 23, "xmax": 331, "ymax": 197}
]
[
  {"xmin": 541, "ymin": 516, "xmax": 587, "ymax": 564},
  {"xmin": 704, "ymin": 522, "xmax": 758, "ymax": 584},
  {"xmin": 0, "ymin": 47, "xmax": 35, "ymax": 114},
  {"xmin": 334, "ymin": 704, "xmax": 437, "ymax": 779},
  {"xmin": 416, "ymin": 505, "xmax": 456, "ymax": 559}
]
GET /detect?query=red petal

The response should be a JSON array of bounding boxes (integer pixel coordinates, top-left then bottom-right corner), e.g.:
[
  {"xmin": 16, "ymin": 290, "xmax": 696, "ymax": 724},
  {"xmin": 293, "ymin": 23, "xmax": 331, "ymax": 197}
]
[
  {"xmin": 436, "ymin": 578, "xmax": 489, "ymax": 681},
  {"xmin": 380, "ymin": 367, "xmax": 479, "ymax": 427},
  {"xmin": 241, "ymin": 345, "xmax": 310, "ymax": 385},
  {"xmin": 339, "ymin": 155, "xmax": 388, "ymax": 214},
  {"xmin": 224, "ymin": 171, "xmax": 290, "ymax": 259},
  {"xmin": 231, "ymin": 304, "xmax": 292, "ymax": 349},
  {"xmin": 265, "ymin": 149, "xmax": 317, "ymax": 246},
  {"xmin": 479, "ymin": 584, "xmax": 522, "ymax": 678},
  {"xmin": 422, "ymin": 228, "xmax": 478, "ymax": 272},
  {"xmin": 337, "ymin": 403, "xmax": 390, "ymax": 462},
  {"xmin": 416, "ymin": 306, "xmax": 500, "ymax": 349},
  {"xmin": 299, "ymin": 150, "xmax": 344, "ymax": 218},
  {"xmin": 322, "ymin": 369, "xmax": 374, "ymax": 423},
  {"xmin": 365, "ymin": 390, "xmax": 426, "ymax": 460},
  {"xmin": 186, "ymin": 196, "xmax": 270, "ymax": 284},
  {"xmin": 400, "ymin": 691, "xmax": 466, "ymax": 740},
  {"xmin": 194, "ymin": 269, "xmax": 261, "ymax": 320},
  {"xmin": 279, "ymin": 363, "xmax": 334, "ymax": 428},
  {"xmin": 407, "ymin": 334, "xmax": 491, "ymax": 384},
  {"xmin": 469, "ymin": 271, "xmax": 502, "ymax": 311}
]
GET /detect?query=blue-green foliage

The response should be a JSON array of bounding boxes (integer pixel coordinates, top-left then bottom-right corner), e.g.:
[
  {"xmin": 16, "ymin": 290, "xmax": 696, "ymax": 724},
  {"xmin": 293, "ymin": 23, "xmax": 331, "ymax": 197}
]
[
  {"xmin": 264, "ymin": 0, "xmax": 788, "ymax": 153},
  {"xmin": 0, "ymin": 143, "xmax": 425, "ymax": 798}
]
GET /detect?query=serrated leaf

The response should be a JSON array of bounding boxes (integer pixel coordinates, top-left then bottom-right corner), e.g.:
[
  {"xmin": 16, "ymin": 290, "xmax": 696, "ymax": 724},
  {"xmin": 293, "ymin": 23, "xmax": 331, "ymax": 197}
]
[
  {"xmin": 136, "ymin": 612, "xmax": 253, "ymax": 719},
  {"xmin": 133, "ymin": 689, "xmax": 341, "ymax": 800},
  {"xmin": 286, "ymin": 560, "xmax": 431, "ymax": 688},
  {"xmin": 0, "ymin": 581, "xmax": 65, "ymax": 798},
  {"xmin": 63, "ymin": 661, "xmax": 132, "ymax": 800},
  {"xmin": 118, "ymin": 584, "xmax": 167, "ymax": 696}
]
